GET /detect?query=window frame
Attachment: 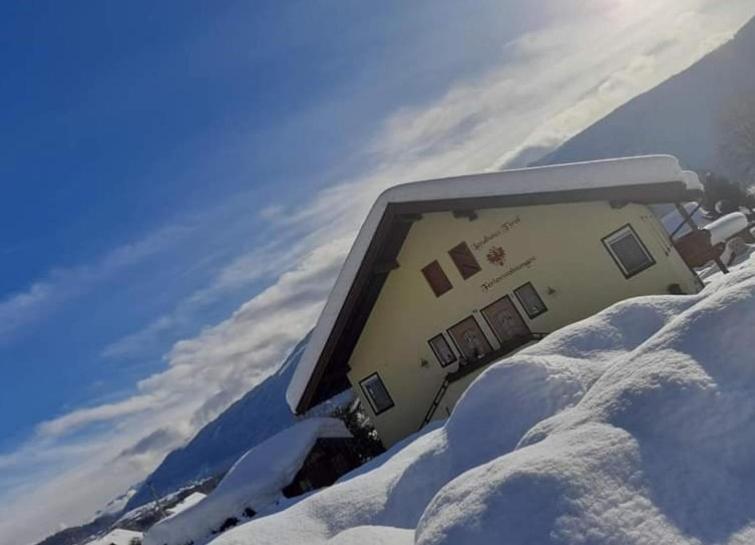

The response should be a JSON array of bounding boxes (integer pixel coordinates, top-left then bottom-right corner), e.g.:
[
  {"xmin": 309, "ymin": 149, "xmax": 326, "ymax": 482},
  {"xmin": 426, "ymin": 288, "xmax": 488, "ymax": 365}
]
[
  {"xmin": 358, "ymin": 372, "xmax": 395, "ymax": 416},
  {"xmin": 446, "ymin": 315, "xmax": 494, "ymax": 362},
  {"xmin": 601, "ymin": 224, "xmax": 656, "ymax": 279},
  {"xmin": 448, "ymin": 241, "xmax": 482, "ymax": 280},
  {"xmin": 428, "ymin": 333, "xmax": 458, "ymax": 368},
  {"xmin": 421, "ymin": 260, "xmax": 453, "ymax": 297},
  {"xmin": 513, "ymin": 282, "xmax": 548, "ymax": 319},
  {"xmin": 479, "ymin": 294, "xmax": 532, "ymax": 346}
]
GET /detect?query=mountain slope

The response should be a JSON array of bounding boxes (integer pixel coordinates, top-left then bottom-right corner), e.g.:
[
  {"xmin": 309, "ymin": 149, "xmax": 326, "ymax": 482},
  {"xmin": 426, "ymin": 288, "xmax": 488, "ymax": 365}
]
[
  {"xmin": 536, "ymin": 16, "xmax": 755, "ymax": 178},
  {"xmin": 124, "ymin": 337, "xmax": 309, "ymax": 511}
]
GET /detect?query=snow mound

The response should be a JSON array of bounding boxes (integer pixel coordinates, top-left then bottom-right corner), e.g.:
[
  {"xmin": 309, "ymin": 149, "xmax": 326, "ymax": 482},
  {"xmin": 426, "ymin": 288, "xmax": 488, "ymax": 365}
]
[
  {"xmin": 703, "ymin": 211, "xmax": 749, "ymax": 245},
  {"xmin": 210, "ymin": 254, "xmax": 755, "ymax": 545},
  {"xmin": 84, "ymin": 528, "xmax": 142, "ymax": 545},
  {"xmin": 163, "ymin": 492, "xmax": 206, "ymax": 520},
  {"xmin": 143, "ymin": 418, "xmax": 350, "ymax": 545}
]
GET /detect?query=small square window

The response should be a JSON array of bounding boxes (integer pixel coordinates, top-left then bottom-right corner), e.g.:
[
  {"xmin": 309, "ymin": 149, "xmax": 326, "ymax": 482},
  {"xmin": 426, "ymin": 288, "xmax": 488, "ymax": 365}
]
[
  {"xmin": 359, "ymin": 373, "xmax": 394, "ymax": 415},
  {"xmin": 514, "ymin": 282, "xmax": 548, "ymax": 319},
  {"xmin": 428, "ymin": 333, "xmax": 457, "ymax": 367},
  {"xmin": 602, "ymin": 224, "xmax": 655, "ymax": 278},
  {"xmin": 422, "ymin": 260, "xmax": 453, "ymax": 297},
  {"xmin": 448, "ymin": 242, "xmax": 481, "ymax": 280}
]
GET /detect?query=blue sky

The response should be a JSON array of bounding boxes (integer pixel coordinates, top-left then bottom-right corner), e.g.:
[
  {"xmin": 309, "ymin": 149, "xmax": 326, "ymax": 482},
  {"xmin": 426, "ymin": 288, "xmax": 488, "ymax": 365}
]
[
  {"xmin": 0, "ymin": 0, "xmax": 513, "ymax": 446},
  {"xmin": 2, "ymin": 1, "xmax": 755, "ymax": 543}
]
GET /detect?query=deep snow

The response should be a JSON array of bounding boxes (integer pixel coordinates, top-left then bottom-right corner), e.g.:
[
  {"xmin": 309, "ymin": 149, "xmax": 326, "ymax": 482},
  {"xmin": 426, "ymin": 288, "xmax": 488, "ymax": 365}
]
[
  {"xmin": 144, "ymin": 418, "xmax": 351, "ymax": 545},
  {"xmin": 208, "ymin": 247, "xmax": 755, "ymax": 545},
  {"xmin": 83, "ymin": 528, "xmax": 142, "ymax": 545}
]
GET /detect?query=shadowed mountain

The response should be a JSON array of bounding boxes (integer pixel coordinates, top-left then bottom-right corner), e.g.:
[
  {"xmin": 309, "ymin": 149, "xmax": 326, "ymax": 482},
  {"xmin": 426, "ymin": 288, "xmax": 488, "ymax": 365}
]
[
  {"xmin": 123, "ymin": 336, "xmax": 309, "ymax": 512},
  {"xmin": 534, "ymin": 16, "xmax": 755, "ymax": 180}
]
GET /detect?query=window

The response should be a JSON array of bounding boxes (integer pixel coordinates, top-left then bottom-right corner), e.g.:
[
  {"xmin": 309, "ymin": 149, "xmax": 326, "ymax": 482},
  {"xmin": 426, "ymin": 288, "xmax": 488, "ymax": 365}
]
[
  {"xmin": 447, "ymin": 316, "xmax": 493, "ymax": 362},
  {"xmin": 481, "ymin": 295, "xmax": 531, "ymax": 346},
  {"xmin": 428, "ymin": 333, "xmax": 457, "ymax": 367},
  {"xmin": 422, "ymin": 260, "xmax": 453, "ymax": 297},
  {"xmin": 448, "ymin": 242, "xmax": 481, "ymax": 279},
  {"xmin": 602, "ymin": 224, "xmax": 655, "ymax": 278},
  {"xmin": 514, "ymin": 282, "xmax": 548, "ymax": 319},
  {"xmin": 359, "ymin": 373, "xmax": 395, "ymax": 415}
]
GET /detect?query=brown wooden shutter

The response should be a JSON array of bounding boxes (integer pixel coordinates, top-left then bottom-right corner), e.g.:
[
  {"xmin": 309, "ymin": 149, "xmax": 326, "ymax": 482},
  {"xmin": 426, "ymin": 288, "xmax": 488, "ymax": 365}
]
[
  {"xmin": 421, "ymin": 260, "xmax": 453, "ymax": 297},
  {"xmin": 448, "ymin": 242, "xmax": 481, "ymax": 280}
]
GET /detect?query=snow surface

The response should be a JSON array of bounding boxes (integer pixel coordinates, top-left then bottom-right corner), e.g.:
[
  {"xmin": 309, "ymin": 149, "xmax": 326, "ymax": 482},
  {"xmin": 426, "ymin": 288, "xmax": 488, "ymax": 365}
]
[
  {"xmin": 214, "ymin": 250, "xmax": 755, "ymax": 545},
  {"xmin": 84, "ymin": 528, "xmax": 142, "ymax": 545},
  {"xmin": 164, "ymin": 492, "xmax": 206, "ymax": 520},
  {"xmin": 143, "ymin": 418, "xmax": 350, "ymax": 545},
  {"xmin": 287, "ymin": 154, "xmax": 700, "ymax": 412},
  {"xmin": 703, "ymin": 211, "xmax": 749, "ymax": 245}
]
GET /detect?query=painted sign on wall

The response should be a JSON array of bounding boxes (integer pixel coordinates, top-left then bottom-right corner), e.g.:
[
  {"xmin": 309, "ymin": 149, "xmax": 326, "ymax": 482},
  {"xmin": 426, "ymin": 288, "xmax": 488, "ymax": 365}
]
[
  {"xmin": 480, "ymin": 257, "xmax": 537, "ymax": 292},
  {"xmin": 471, "ymin": 216, "xmax": 522, "ymax": 251}
]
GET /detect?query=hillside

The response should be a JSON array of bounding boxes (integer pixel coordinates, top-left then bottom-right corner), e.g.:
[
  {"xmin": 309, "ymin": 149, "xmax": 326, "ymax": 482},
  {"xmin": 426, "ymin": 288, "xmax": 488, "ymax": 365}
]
[
  {"xmin": 537, "ymin": 16, "xmax": 755, "ymax": 180},
  {"xmin": 123, "ymin": 337, "xmax": 309, "ymax": 512},
  {"xmin": 205, "ymin": 248, "xmax": 755, "ymax": 545}
]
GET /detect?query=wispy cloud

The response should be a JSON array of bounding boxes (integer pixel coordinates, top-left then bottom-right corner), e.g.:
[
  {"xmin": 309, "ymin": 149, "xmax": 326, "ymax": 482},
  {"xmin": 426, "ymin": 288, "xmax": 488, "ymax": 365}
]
[
  {"xmin": 0, "ymin": 223, "xmax": 193, "ymax": 344},
  {"xmin": 3, "ymin": 2, "xmax": 755, "ymax": 544}
]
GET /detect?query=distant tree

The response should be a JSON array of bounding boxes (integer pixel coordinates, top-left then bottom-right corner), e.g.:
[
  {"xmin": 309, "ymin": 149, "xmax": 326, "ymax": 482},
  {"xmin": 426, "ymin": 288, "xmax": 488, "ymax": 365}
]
[
  {"xmin": 699, "ymin": 171, "xmax": 755, "ymax": 215},
  {"xmin": 718, "ymin": 93, "xmax": 755, "ymax": 185},
  {"xmin": 332, "ymin": 400, "xmax": 385, "ymax": 463}
]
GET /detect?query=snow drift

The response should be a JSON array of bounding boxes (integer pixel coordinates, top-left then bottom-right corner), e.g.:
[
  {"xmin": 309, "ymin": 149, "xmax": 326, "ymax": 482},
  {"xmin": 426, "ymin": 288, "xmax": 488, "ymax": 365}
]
[
  {"xmin": 209, "ymin": 250, "xmax": 755, "ymax": 545},
  {"xmin": 144, "ymin": 418, "xmax": 350, "ymax": 545},
  {"xmin": 84, "ymin": 528, "xmax": 142, "ymax": 545}
]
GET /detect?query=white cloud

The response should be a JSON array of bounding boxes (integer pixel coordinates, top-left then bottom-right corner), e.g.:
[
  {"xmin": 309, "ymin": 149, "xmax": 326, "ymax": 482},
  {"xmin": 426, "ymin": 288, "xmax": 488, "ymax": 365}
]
[
  {"xmin": 0, "ymin": 223, "xmax": 193, "ymax": 344},
  {"xmin": 4, "ymin": 2, "xmax": 755, "ymax": 544}
]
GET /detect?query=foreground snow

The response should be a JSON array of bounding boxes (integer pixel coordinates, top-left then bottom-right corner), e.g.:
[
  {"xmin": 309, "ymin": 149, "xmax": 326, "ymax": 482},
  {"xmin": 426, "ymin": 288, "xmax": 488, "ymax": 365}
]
[{"xmin": 209, "ymin": 250, "xmax": 755, "ymax": 545}]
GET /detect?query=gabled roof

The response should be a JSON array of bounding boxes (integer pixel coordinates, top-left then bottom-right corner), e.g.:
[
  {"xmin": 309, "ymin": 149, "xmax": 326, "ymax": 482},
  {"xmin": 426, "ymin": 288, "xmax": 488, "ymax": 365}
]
[{"xmin": 286, "ymin": 155, "xmax": 703, "ymax": 414}]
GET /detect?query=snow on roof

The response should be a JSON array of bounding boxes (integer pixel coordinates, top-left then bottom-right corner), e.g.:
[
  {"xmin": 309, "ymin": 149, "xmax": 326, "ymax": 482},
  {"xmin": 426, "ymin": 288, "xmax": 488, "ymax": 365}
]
[
  {"xmin": 703, "ymin": 211, "xmax": 749, "ymax": 245},
  {"xmin": 286, "ymin": 155, "xmax": 701, "ymax": 412},
  {"xmin": 163, "ymin": 492, "xmax": 206, "ymax": 520},
  {"xmin": 84, "ymin": 529, "xmax": 142, "ymax": 545},
  {"xmin": 143, "ymin": 417, "xmax": 351, "ymax": 545},
  {"xmin": 682, "ymin": 170, "xmax": 704, "ymax": 192}
]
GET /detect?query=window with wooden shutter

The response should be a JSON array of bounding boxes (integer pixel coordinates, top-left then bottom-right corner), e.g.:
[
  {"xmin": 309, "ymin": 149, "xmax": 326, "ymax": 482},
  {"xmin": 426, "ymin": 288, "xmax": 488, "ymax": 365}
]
[
  {"xmin": 448, "ymin": 242, "xmax": 481, "ymax": 279},
  {"xmin": 421, "ymin": 260, "xmax": 453, "ymax": 297}
]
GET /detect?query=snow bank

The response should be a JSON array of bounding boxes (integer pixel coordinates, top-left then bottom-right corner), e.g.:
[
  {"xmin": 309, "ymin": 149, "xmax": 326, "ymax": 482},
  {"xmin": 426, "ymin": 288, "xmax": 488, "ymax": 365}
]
[
  {"xmin": 143, "ymin": 418, "xmax": 350, "ymax": 545},
  {"xmin": 84, "ymin": 528, "xmax": 142, "ymax": 545},
  {"xmin": 211, "ymin": 253, "xmax": 755, "ymax": 545},
  {"xmin": 703, "ymin": 211, "xmax": 749, "ymax": 245},
  {"xmin": 163, "ymin": 492, "xmax": 206, "ymax": 520}
]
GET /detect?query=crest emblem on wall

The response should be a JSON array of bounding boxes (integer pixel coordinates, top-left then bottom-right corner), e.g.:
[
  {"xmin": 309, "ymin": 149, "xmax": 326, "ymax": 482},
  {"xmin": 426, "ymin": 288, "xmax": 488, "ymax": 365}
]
[{"xmin": 486, "ymin": 246, "xmax": 506, "ymax": 267}]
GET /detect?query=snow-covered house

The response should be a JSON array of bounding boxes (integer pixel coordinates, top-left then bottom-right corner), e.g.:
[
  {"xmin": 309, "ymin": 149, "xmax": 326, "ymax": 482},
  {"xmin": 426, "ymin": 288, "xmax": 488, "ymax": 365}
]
[
  {"xmin": 143, "ymin": 418, "xmax": 358, "ymax": 545},
  {"xmin": 287, "ymin": 155, "xmax": 705, "ymax": 447}
]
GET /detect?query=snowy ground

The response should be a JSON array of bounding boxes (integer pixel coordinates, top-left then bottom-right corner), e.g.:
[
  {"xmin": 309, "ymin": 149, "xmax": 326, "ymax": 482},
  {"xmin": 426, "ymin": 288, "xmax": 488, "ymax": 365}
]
[
  {"xmin": 204, "ymin": 246, "xmax": 755, "ymax": 545},
  {"xmin": 84, "ymin": 528, "xmax": 142, "ymax": 545},
  {"xmin": 143, "ymin": 418, "xmax": 350, "ymax": 545}
]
